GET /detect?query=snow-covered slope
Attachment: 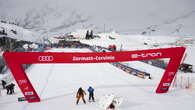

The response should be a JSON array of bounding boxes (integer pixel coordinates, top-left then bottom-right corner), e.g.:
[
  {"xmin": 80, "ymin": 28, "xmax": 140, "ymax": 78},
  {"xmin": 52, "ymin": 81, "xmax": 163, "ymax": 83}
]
[
  {"xmin": 76, "ymin": 30, "xmax": 195, "ymax": 66},
  {"xmin": 0, "ymin": 22, "xmax": 41, "ymax": 42},
  {"xmin": 0, "ymin": 0, "xmax": 195, "ymax": 109},
  {"xmin": 0, "ymin": 0, "xmax": 195, "ymax": 38},
  {"xmin": 1, "ymin": 48, "xmax": 195, "ymax": 110}
]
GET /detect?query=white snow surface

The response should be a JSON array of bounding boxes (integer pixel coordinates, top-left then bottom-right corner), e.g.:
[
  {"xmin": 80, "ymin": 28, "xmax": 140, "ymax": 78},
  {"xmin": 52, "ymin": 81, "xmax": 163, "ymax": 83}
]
[
  {"xmin": 78, "ymin": 30, "xmax": 195, "ymax": 66},
  {"xmin": 0, "ymin": 22, "xmax": 41, "ymax": 42},
  {"xmin": 0, "ymin": 48, "xmax": 195, "ymax": 110},
  {"xmin": 0, "ymin": 0, "xmax": 195, "ymax": 108}
]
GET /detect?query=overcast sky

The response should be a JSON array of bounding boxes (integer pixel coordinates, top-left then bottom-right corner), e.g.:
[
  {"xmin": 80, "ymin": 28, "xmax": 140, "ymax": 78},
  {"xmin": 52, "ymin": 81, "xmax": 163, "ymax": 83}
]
[{"xmin": 0, "ymin": 0, "xmax": 195, "ymax": 37}]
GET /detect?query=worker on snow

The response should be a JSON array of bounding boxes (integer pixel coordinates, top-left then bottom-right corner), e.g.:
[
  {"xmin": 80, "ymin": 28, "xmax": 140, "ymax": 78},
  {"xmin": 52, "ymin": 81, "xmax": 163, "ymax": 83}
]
[
  {"xmin": 1, "ymin": 80, "xmax": 7, "ymax": 89},
  {"xmin": 6, "ymin": 83, "xmax": 15, "ymax": 95},
  {"xmin": 76, "ymin": 87, "xmax": 86, "ymax": 104},
  {"xmin": 87, "ymin": 86, "xmax": 95, "ymax": 102}
]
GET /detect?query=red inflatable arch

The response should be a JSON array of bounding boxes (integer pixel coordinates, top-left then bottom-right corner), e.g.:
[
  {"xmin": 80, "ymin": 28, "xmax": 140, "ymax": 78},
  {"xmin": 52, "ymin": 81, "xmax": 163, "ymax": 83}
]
[{"xmin": 3, "ymin": 47, "xmax": 185, "ymax": 103}]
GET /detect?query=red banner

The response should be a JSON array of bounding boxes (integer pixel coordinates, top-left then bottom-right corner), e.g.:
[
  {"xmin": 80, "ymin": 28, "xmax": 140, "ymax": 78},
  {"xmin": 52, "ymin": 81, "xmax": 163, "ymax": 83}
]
[{"xmin": 3, "ymin": 47, "xmax": 185, "ymax": 103}]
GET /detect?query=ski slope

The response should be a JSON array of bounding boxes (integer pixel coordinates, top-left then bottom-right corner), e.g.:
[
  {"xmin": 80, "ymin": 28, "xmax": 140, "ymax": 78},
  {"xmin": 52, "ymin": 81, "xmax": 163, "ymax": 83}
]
[{"xmin": 0, "ymin": 48, "xmax": 195, "ymax": 110}]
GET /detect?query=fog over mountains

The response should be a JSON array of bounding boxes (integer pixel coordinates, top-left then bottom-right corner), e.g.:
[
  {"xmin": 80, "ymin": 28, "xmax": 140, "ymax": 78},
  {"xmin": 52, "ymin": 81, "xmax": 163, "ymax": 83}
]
[{"xmin": 0, "ymin": 0, "xmax": 195, "ymax": 38}]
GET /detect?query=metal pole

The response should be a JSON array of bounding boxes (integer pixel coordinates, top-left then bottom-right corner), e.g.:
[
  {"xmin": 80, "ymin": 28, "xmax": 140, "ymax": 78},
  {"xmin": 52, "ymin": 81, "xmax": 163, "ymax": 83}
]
[{"xmin": 104, "ymin": 24, "xmax": 105, "ymax": 33}]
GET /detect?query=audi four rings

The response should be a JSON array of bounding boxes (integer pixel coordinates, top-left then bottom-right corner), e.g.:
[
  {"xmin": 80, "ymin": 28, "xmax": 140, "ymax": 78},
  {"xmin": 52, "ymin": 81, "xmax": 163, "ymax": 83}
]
[{"xmin": 38, "ymin": 56, "xmax": 54, "ymax": 61}]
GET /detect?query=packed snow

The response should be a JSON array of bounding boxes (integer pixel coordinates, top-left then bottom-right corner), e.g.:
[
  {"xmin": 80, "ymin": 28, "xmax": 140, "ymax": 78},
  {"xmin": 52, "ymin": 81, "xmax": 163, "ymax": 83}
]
[
  {"xmin": 0, "ymin": 47, "xmax": 195, "ymax": 110},
  {"xmin": 0, "ymin": 0, "xmax": 195, "ymax": 110}
]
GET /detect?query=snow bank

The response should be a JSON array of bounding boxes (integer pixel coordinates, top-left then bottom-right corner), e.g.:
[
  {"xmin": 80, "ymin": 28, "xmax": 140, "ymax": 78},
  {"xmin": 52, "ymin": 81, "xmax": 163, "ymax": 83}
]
[{"xmin": 0, "ymin": 22, "xmax": 41, "ymax": 42}]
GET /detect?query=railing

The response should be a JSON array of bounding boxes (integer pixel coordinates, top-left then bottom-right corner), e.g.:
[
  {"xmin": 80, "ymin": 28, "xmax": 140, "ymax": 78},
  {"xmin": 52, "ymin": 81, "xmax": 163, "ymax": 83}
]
[{"xmin": 89, "ymin": 45, "xmax": 151, "ymax": 79}]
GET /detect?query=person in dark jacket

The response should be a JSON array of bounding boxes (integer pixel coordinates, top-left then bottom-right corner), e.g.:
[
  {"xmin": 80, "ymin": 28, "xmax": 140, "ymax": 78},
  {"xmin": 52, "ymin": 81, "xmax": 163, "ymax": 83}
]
[
  {"xmin": 6, "ymin": 83, "xmax": 15, "ymax": 95},
  {"xmin": 107, "ymin": 102, "xmax": 115, "ymax": 110},
  {"xmin": 87, "ymin": 86, "xmax": 95, "ymax": 102},
  {"xmin": 85, "ymin": 30, "xmax": 90, "ymax": 39},
  {"xmin": 9, "ymin": 83, "xmax": 15, "ymax": 94},
  {"xmin": 1, "ymin": 80, "xmax": 6, "ymax": 89},
  {"xmin": 76, "ymin": 87, "xmax": 86, "ymax": 104},
  {"xmin": 90, "ymin": 30, "xmax": 93, "ymax": 39}
]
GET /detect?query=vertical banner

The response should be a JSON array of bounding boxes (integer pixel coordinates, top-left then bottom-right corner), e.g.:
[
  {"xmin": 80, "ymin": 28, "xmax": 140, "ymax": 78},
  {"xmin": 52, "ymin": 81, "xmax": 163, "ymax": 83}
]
[
  {"xmin": 7, "ymin": 64, "xmax": 40, "ymax": 102},
  {"xmin": 3, "ymin": 47, "xmax": 185, "ymax": 103}
]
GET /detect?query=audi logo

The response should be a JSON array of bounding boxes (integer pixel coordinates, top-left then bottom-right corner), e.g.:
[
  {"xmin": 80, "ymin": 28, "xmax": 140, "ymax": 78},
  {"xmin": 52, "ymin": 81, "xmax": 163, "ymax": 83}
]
[{"xmin": 38, "ymin": 56, "xmax": 54, "ymax": 61}]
